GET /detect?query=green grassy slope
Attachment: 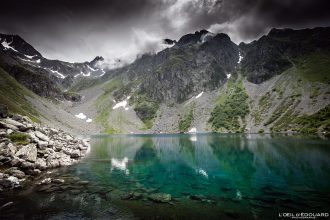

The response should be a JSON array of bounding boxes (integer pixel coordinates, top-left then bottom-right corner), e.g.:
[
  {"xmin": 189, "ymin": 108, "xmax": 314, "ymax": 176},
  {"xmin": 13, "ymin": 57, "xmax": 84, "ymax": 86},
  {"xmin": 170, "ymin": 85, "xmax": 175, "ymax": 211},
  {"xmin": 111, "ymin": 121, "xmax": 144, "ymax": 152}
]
[
  {"xmin": 295, "ymin": 51, "xmax": 330, "ymax": 83},
  {"xmin": 209, "ymin": 74, "xmax": 250, "ymax": 132},
  {"xmin": 0, "ymin": 67, "xmax": 40, "ymax": 122}
]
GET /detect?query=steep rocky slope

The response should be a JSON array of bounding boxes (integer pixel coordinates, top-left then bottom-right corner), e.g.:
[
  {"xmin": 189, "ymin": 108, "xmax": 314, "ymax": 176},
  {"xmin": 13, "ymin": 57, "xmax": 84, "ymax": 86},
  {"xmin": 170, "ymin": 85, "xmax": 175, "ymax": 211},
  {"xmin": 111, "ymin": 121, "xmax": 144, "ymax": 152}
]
[
  {"xmin": 73, "ymin": 27, "xmax": 328, "ymax": 134},
  {"xmin": 0, "ymin": 34, "xmax": 106, "ymax": 100}
]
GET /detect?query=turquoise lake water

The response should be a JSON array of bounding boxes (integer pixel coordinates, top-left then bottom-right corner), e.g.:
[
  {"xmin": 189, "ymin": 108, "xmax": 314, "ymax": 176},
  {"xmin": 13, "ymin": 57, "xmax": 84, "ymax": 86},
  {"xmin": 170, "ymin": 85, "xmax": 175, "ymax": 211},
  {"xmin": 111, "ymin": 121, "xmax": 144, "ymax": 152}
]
[{"xmin": 1, "ymin": 134, "xmax": 330, "ymax": 219}]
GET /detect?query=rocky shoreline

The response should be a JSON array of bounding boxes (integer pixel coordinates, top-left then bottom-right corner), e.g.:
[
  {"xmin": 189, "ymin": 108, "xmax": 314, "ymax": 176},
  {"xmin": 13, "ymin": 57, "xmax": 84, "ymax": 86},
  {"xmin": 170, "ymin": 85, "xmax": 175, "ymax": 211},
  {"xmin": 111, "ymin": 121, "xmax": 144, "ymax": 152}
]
[{"xmin": 0, "ymin": 105, "xmax": 89, "ymax": 192}]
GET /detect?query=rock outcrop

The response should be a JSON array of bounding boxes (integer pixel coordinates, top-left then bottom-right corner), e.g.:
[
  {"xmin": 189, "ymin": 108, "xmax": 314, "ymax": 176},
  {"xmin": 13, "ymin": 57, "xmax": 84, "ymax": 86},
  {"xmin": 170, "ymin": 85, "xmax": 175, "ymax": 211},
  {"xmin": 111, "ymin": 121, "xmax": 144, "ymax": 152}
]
[{"xmin": 0, "ymin": 113, "xmax": 90, "ymax": 191}]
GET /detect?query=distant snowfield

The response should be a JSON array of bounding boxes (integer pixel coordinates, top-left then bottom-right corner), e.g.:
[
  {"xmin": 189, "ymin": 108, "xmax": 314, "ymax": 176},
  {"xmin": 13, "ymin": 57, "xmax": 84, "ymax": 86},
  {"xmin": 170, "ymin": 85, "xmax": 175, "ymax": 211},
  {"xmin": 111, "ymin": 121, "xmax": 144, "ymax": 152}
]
[
  {"xmin": 1, "ymin": 40, "xmax": 18, "ymax": 52},
  {"xmin": 81, "ymin": 71, "xmax": 91, "ymax": 77},
  {"xmin": 25, "ymin": 54, "xmax": 37, "ymax": 59},
  {"xmin": 195, "ymin": 91, "xmax": 203, "ymax": 99},
  {"xmin": 75, "ymin": 113, "xmax": 93, "ymax": 123},
  {"xmin": 75, "ymin": 113, "xmax": 87, "ymax": 119},
  {"xmin": 100, "ymin": 69, "xmax": 106, "ymax": 76},
  {"xmin": 87, "ymin": 65, "xmax": 97, "ymax": 71},
  {"xmin": 238, "ymin": 52, "xmax": 243, "ymax": 64},
  {"xmin": 113, "ymin": 96, "xmax": 130, "ymax": 110},
  {"xmin": 20, "ymin": 57, "xmax": 41, "ymax": 64},
  {"xmin": 48, "ymin": 68, "xmax": 65, "ymax": 79}
]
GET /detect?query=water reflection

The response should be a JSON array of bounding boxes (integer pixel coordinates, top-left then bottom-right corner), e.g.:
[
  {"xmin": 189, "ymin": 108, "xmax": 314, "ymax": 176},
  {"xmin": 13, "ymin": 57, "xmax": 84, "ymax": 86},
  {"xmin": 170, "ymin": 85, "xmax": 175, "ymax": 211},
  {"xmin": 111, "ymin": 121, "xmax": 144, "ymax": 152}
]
[
  {"xmin": 111, "ymin": 157, "xmax": 129, "ymax": 175},
  {"xmin": 89, "ymin": 134, "xmax": 330, "ymax": 196},
  {"xmin": 2, "ymin": 134, "xmax": 329, "ymax": 220}
]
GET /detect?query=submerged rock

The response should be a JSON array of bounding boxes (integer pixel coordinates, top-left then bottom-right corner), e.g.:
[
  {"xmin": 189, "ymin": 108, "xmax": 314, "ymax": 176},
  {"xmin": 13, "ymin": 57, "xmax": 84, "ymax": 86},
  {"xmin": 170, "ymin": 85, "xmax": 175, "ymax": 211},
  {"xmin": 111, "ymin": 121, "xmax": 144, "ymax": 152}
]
[
  {"xmin": 189, "ymin": 195, "xmax": 206, "ymax": 201},
  {"xmin": 52, "ymin": 178, "xmax": 65, "ymax": 184},
  {"xmin": 148, "ymin": 193, "xmax": 172, "ymax": 203},
  {"xmin": 5, "ymin": 167, "xmax": 25, "ymax": 179}
]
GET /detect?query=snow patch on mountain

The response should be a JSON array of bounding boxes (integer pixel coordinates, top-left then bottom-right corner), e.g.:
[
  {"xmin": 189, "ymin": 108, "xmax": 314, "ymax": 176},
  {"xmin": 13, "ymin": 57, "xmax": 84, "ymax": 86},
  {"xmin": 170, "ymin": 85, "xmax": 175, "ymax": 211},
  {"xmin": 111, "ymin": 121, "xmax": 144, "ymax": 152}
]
[
  {"xmin": 113, "ymin": 96, "xmax": 130, "ymax": 110},
  {"xmin": 188, "ymin": 127, "xmax": 197, "ymax": 133},
  {"xmin": 87, "ymin": 65, "xmax": 97, "ymax": 71},
  {"xmin": 75, "ymin": 113, "xmax": 87, "ymax": 119},
  {"xmin": 49, "ymin": 69, "xmax": 66, "ymax": 79},
  {"xmin": 1, "ymin": 40, "xmax": 18, "ymax": 52},
  {"xmin": 238, "ymin": 52, "xmax": 243, "ymax": 64},
  {"xmin": 80, "ymin": 71, "xmax": 91, "ymax": 77},
  {"xmin": 195, "ymin": 91, "xmax": 203, "ymax": 99},
  {"xmin": 19, "ymin": 57, "xmax": 41, "ymax": 64},
  {"xmin": 100, "ymin": 69, "xmax": 106, "ymax": 77},
  {"xmin": 25, "ymin": 54, "xmax": 37, "ymax": 59}
]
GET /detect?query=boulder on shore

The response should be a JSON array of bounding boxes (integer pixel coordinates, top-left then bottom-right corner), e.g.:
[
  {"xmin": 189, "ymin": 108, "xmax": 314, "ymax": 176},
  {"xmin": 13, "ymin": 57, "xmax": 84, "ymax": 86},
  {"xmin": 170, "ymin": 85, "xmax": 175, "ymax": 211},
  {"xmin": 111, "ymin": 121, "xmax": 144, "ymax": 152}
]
[{"xmin": 0, "ymin": 112, "xmax": 90, "ymax": 192}]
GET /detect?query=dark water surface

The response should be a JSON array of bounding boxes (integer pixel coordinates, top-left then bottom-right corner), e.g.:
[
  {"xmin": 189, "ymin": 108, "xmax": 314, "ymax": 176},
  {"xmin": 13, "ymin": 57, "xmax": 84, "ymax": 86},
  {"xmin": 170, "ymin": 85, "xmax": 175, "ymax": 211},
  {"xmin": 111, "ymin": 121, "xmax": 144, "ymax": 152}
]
[{"xmin": 1, "ymin": 134, "xmax": 330, "ymax": 219}]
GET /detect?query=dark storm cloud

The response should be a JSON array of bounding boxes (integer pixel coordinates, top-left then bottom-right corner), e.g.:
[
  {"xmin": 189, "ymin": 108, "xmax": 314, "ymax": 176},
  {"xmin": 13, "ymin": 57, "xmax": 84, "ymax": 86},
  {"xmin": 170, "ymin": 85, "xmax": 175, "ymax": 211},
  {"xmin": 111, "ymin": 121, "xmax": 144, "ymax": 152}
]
[{"xmin": 0, "ymin": 0, "xmax": 329, "ymax": 63}]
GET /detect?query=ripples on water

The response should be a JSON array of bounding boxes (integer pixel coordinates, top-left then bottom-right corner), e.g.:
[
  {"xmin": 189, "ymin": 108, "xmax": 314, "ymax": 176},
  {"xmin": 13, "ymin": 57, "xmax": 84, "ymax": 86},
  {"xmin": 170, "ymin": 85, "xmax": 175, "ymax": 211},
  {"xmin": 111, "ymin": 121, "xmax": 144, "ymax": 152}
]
[{"xmin": 1, "ymin": 134, "xmax": 330, "ymax": 219}]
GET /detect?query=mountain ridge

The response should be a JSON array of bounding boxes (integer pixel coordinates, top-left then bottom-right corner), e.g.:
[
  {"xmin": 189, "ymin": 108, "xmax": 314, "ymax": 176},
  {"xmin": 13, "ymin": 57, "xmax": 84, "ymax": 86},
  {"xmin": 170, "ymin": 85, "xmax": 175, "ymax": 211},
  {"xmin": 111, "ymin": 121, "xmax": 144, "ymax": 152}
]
[{"xmin": 0, "ymin": 27, "xmax": 329, "ymax": 134}]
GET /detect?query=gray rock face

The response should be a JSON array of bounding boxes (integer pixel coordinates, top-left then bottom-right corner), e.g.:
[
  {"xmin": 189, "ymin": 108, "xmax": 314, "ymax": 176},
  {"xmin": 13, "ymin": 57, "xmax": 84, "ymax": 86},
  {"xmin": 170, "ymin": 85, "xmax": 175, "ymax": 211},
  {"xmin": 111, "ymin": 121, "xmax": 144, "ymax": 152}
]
[
  {"xmin": 127, "ymin": 31, "xmax": 238, "ymax": 103},
  {"xmin": 8, "ymin": 143, "xmax": 17, "ymax": 155},
  {"xmin": 34, "ymin": 131, "xmax": 49, "ymax": 141},
  {"xmin": 16, "ymin": 144, "xmax": 37, "ymax": 162},
  {"xmin": 240, "ymin": 27, "xmax": 330, "ymax": 84},
  {"xmin": 37, "ymin": 140, "xmax": 48, "ymax": 149},
  {"xmin": 148, "ymin": 193, "xmax": 172, "ymax": 203},
  {"xmin": 21, "ymin": 161, "xmax": 36, "ymax": 170},
  {"xmin": 70, "ymin": 149, "xmax": 80, "ymax": 158},
  {"xmin": 5, "ymin": 168, "xmax": 25, "ymax": 179},
  {"xmin": 0, "ymin": 121, "xmax": 18, "ymax": 131},
  {"xmin": 35, "ymin": 158, "xmax": 47, "ymax": 170},
  {"xmin": 28, "ymin": 131, "xmax": 39, "ymax": 142},
  {"xmin": 7, "ymin": 176, "xmax": 19, "ymax": 185},
  {"xmin": 0, "ymin": 104, "xmax": 8, "ymax": 118},
  {"xmin": 2, "ymin": 118, "xmax": 26, "ymax": 130}
]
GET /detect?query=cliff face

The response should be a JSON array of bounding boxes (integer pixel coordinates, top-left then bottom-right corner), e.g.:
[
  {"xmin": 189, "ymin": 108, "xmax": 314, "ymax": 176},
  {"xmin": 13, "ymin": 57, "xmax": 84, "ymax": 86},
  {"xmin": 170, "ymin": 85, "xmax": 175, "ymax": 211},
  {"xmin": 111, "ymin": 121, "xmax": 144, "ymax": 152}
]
[
  {"xmin": 240, "ymin": 27, "xmax": 330, "ymax": 84},
  {"xmin": 0, "ymin": 34, "xmax": 105, "ymax": 100}
]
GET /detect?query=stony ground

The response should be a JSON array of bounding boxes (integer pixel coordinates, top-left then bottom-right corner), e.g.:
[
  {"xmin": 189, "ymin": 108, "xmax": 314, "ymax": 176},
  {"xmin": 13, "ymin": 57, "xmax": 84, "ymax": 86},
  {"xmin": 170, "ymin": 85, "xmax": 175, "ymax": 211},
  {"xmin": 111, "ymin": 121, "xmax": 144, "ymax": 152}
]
[{"xmin": 0, "ymin": 107, "xmax": 90, "ymax": 192}]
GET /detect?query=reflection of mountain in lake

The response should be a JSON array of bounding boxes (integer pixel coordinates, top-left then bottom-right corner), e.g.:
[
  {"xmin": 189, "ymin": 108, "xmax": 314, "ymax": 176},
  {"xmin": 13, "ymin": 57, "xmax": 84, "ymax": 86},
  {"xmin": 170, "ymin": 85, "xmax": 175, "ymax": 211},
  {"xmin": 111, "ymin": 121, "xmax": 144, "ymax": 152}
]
[{"xmin": 87, "ymin": 134, "xmax": 330, "ymax": 200}]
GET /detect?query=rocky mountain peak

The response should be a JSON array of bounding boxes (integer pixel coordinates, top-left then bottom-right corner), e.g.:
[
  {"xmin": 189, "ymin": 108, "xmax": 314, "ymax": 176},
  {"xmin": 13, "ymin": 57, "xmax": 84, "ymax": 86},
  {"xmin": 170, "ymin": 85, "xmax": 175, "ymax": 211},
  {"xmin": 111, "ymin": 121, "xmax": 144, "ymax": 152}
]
[
  {"xmin": 89, "ymin": 56, "xmax": 104, "ymax": 66},
  {"xmin": 0, "ymin": 33, "xmax": 42, "ymax": 57},
  {"xmin": 176, "ymin": 29, "xmax": 210, "ymax": 47},
  {"xmin": 163, "ymin": 39, "xmax": 176, "ymax": 45},
  {"xmin": 268, "ymin": 28, "xmax": 294, "ymax": 36}
]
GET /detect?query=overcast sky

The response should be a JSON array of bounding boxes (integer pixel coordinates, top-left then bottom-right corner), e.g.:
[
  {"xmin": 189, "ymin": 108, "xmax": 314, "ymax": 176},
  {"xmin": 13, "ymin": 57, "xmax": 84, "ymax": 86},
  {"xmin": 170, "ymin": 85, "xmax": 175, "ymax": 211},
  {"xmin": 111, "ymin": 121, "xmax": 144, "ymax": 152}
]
[{"xmin": 0, "ymin": 0, "xmax": 329, "ymax": 63}]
